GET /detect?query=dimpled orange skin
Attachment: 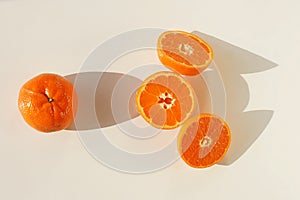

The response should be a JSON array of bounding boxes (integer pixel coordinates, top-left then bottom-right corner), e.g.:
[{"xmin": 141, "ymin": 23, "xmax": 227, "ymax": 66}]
[
  {"xmin": 18, "ymin": 73, "xmax": 78, "ymax": 133},
  {"xmin": 157, "ymin": 30, "xmax": 214, "ymax": 76}
]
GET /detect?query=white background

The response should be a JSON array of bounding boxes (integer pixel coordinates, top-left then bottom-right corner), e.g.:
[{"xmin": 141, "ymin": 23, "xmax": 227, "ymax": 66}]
[{"xmin": 0, "ymin": 0, "xmax": 299, "ymax": 199}]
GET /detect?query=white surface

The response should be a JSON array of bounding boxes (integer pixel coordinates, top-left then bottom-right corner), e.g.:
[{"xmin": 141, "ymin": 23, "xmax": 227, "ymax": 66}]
[{"xmin": 0, "ymin": 0, "xmax": 299, "ymax": 199}]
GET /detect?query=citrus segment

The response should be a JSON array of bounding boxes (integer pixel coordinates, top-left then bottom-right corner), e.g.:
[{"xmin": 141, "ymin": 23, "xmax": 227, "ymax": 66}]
[
  {"xmin": 136, "ymin": 71, "xmax": 195, "ymax": 129},
  {"xmin": 157, "ymin": 30, "xmax": 213, "ymax": 76},
  {"xmin": 178, "ymin": 114, "xmax": 231, "ymax": 168}
]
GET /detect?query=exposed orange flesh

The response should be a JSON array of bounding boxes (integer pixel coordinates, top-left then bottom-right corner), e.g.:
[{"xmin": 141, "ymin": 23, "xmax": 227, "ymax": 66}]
[
  {"xmin": 157, "ymin": 30, "xmax": 213, "ymax": 76},
  {"xmin": 178, "ymin": 113, "xmax": 231, "ymax": 168}
]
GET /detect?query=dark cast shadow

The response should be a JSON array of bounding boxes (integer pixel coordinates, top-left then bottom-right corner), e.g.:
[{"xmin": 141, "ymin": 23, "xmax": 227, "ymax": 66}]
[
  {"xmin": 192, "ymin": 31, "xmax": 277, "ymax": 165},
  {"xmin": 65, "ymin": 72, "xmax": 142, "ymax": 130}
]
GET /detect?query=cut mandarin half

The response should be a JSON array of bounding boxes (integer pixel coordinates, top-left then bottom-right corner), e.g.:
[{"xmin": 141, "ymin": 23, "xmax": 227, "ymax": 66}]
[
  {"xmin": 157, "ymin": 30, "xmax": 213, "ymax": 76},
  {"xmin": 177, "ymin": 113, "xmax": 231, "ymax": 168},
  {"xmin": 136, "ymin": 71, "xmax": 195, "ymax": 129}
]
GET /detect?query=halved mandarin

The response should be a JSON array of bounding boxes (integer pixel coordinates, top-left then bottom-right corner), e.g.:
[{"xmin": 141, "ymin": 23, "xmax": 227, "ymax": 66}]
[
  {"xmin": 177, "ymin": 113, "xmax": 231, "ymax": 168},
  {"xmin": 157, "ymin": 30, "xmax": 213, "ymax": 76},
  {"xmin": 136, "ymin": 71, "xmax": 195, "ymax": 129}
]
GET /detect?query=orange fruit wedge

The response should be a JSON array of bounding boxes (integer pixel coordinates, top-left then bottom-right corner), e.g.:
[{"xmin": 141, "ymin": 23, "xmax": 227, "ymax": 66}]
[
  {"xmin": 177, "ymin": 113, "xmax": 231, "ymax": 168},
  {"xmin": 157, "ymin": 30, "xmax": 213, "ymax": 76},
  {"xmin": 136, "ymin": 71, "xmax": 195, "ymax": 129},
  {"xmin": 18, "ymin": 73, "xmax": 78, "ymax": 133}
]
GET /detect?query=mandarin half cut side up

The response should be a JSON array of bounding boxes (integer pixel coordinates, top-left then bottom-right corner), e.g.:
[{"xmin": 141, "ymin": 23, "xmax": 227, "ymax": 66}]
[
  {"xmin": 136, "ymin": 71, "xmax": 196, "ymax": 129},
  {"xmin": 177, "ymin": 114, "xmax": 231, "ymax": 168},
  {"xmin": 157, "ymin": 30, "xmax": 213, "ymax": 76}
]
